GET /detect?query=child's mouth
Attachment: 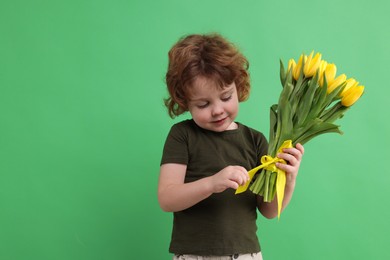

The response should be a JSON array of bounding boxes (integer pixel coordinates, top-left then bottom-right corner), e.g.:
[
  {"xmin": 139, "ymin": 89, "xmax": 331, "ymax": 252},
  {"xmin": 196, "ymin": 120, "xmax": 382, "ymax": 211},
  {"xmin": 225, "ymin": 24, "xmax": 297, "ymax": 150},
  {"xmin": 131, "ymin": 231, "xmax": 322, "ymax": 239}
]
[{"xmin": 212, "ymin": 117, "xmax": 226, "ymax": 125}]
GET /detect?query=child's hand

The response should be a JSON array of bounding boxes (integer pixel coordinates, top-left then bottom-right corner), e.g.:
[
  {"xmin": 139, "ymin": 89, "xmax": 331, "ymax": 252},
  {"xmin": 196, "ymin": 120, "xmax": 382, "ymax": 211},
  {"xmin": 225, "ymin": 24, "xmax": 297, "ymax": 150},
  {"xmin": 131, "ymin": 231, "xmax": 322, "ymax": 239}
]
[
  {"xmin": 209, "ymin": 166, "xmax": 249, "ymax": 193},
  {"xmin": 275, "ymin": 143, "xmax": 305, "ymax": 186}
]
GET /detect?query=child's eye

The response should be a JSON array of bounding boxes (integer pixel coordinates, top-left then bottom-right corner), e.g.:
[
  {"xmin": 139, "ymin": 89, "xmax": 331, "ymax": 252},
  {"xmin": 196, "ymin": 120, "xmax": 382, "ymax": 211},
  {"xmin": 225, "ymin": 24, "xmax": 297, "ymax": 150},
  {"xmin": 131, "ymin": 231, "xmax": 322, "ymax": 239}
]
[
  {"xmin": 197, "ymin": 103, "xmax": 209, "ymax": 109},
  {"xmin": 222, "ymin": 95, "xmax": 232, "ymax": 102}
]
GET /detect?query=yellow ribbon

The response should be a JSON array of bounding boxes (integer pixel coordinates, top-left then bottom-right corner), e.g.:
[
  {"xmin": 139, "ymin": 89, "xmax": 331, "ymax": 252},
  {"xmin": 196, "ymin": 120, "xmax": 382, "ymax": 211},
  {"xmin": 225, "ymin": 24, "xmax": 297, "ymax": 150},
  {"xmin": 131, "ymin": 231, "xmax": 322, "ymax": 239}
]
[{"xmin": 235, "ymin": 140, "xmax": 293, "ymax": 219}]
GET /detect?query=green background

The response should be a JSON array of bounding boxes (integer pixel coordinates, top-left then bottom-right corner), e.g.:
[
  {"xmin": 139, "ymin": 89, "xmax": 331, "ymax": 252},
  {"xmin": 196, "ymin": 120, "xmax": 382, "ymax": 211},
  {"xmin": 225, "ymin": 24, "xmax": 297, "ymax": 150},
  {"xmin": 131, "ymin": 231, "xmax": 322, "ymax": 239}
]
[{"xmin": 1, "ymin": 0, "xmax": 389, "ymax": 259}]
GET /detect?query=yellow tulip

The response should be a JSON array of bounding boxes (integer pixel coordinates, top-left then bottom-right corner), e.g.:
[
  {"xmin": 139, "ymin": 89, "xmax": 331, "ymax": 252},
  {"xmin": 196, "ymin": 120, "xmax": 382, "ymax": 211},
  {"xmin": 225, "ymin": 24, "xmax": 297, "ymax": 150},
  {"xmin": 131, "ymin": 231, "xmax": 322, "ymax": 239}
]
[
  {"xmin": 318, "ymin": 60, "xmax": 328, "ymax": 86},
  {"xmin": 288, "ymin": 59, "xmax": 296, "ymax": 73},
  {"xmin": 327, "ymin": 73, "xmax": 347, "ymax": 93},
  {"xmin": 304, "ymin": 51, "xmax": 322, "ymax": 78},
  {"xmin": 320, "ymin": 63, "xmax": 337, "ymax": 87},
  {"xmin": 340, "ymin": 78, "xmax": 359, "ymax": 97},
  {"xmin": 341, "ymin": 86, "xmax": 364, "ymax": 107},
  {"xmin": 293, "ymin": 54, "xmax": 306, "ymax": 81}
]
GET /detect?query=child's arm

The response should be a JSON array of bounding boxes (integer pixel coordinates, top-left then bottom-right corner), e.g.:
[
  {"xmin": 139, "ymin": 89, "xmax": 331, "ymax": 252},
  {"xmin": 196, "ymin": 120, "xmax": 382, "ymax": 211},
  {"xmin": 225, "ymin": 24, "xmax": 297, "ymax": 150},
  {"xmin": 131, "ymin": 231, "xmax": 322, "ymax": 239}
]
[
  {"xmin": 257, "ymin": 143, "xmax": 304, "ymax": 219},
  {"xmin": 158, "ymin": 163, "xmax": 249, "ymax": 212}
]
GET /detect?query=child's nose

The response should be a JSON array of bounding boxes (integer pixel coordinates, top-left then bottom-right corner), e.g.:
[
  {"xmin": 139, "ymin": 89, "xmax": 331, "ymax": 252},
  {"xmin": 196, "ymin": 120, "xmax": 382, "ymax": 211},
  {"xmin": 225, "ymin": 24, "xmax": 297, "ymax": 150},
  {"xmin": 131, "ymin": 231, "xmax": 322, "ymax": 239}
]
[{"xmin": 211, "ymin": 104, "xmax": 224, "ymax": 116}]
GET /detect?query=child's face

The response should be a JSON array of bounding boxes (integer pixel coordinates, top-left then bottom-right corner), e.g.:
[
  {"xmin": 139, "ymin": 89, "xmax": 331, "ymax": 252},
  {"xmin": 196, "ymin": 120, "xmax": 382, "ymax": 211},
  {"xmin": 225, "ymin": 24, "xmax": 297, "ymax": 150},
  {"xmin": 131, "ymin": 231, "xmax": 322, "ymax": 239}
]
[{"xmin": 187, "ymin": 77, "xmax": 239, "ymax": 132}]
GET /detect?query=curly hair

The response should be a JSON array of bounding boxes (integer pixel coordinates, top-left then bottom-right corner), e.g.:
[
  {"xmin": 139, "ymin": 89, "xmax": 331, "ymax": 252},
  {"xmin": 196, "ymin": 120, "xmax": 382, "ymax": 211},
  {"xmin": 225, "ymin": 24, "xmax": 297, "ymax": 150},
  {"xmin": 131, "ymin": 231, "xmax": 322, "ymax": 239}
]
[{"xmin": 164, "ymin": 33, "xmax": 250, "ymax": 118}]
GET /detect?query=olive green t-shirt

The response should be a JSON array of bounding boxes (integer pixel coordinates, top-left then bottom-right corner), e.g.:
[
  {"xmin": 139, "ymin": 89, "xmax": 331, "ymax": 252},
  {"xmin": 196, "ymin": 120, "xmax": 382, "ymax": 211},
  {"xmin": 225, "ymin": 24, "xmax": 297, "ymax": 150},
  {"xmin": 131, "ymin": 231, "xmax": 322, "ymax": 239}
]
[{"xmin": 161, "ymin": 119, "xmax": 268, "ymax": 255}]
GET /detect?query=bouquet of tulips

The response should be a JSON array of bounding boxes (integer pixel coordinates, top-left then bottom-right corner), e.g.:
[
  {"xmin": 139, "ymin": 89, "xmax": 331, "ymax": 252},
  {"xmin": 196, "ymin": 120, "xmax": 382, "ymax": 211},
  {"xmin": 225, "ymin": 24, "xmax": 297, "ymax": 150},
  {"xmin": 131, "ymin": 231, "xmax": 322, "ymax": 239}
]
[{"xmin": 236, "ymin": 51, "xmax": 364, "ymax": 218}]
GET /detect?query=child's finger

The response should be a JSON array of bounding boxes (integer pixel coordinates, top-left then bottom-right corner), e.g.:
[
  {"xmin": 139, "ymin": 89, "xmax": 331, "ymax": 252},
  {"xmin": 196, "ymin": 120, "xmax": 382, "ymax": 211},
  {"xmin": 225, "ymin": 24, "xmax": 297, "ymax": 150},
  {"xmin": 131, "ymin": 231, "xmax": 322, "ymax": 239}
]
[
  {"xmin": 277, "ymin": 152, "xmax": 298, "ymax": 166},
  {"xmin": 282, "ymin": 147, "xmax": 303, "ymax": 161},
  {"xmin": 296, "ymin": 143, "xmax": 305, "ymax": 155},
  {"xmin": 231, "ymin": 173, "xmax": 247, "ymax": 186},
  {"xmin": 234, "ymin": 166, "xmax": 250, "ymax": 183},
  {"xmin": 276, "ymin": 162, "xmax": 297, "ymax": 177},
  {"xmin": 228, "ymin": 180, "xmax": 240, "ymax": 190}
]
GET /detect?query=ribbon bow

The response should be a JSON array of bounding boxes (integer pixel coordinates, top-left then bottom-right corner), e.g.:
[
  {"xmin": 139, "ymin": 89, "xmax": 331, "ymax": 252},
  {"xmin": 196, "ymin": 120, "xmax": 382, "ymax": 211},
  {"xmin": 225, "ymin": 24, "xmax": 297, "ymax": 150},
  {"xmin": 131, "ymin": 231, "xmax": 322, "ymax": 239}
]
[{"xmin": 235, "ymin": 140, "xmax": 293, "ymax": 219}]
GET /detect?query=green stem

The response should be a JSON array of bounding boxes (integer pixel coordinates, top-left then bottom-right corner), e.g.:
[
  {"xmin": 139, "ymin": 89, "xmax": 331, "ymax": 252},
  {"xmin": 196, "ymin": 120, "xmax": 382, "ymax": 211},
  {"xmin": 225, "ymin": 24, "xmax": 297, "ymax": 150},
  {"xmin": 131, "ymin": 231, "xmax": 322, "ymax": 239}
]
[
  {"xmin": 263, "ymin": 171, "xmax": 271, "ymax": 202},
  {"xmin": 268, "ymin": 172, "xmax": 277, "ymax": 202},
  {"xmin": 250, "ymin": 169, "xmax": 265, "ymax": 194}
]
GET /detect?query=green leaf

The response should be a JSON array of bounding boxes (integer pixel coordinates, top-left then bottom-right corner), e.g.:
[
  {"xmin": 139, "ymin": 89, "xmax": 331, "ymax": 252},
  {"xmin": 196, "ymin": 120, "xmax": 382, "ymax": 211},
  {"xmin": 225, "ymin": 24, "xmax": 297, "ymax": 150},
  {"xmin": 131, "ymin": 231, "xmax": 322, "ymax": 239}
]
[
  {"xmin": 296, "ymin": 72, "xmax": 320, "ymax": 126},
  {"xmin": 292, "ymin": 118, "xmax": 321, "ymax": 144},
  {"xmin": 269, "ymin": 104, "xmax": 278, "ymax": 145},
  {"xmin": 320, "ymin": 101, "xmax": 350, "ymax": 123},
  {"xmin": 280, "ymin": 101, "xmax": 293, "ymax": 141},
  {"xmin": 294, "ymin": 122, "xmax": 343, "ymax": 145},
  {"xmin": 284, "ymin": 66, "xmax": 293, "ymax": 90},
  {"xmin": 291, "ymin": 80, "xmax": 308, "ymax": 125},
  {"xmin": 271, "ymin": 82, "xmax": 294, "ymax": 156},
  {"xmin": 306, "ymin": 74, "xmax": 328, "ymax": 120},
  {"xmin": 280, "ymin": 59, "xmax": 286, "ymax": 87},
  {"xmin": 320, "ymin": 83, "xmax": 345, "ymax": 115},
  {"xmin": 270, "ymin": 104, "xmax": 282, "ymax": 156}
]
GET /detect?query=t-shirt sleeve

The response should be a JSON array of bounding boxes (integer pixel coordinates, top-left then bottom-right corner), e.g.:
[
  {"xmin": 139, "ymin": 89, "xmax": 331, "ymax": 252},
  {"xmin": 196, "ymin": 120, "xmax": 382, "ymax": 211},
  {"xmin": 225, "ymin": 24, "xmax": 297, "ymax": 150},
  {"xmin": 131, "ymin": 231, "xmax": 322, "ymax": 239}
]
[{"xmin": 160, "ymin": 123, "xmax": 189, "ymax": 165}]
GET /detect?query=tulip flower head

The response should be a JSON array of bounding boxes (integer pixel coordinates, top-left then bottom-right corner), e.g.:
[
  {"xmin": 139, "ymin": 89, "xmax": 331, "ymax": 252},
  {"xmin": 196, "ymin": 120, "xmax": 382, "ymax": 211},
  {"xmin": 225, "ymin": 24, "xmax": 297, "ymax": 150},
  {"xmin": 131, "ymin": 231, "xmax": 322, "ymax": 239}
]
[
  {"xmin": 288, "ymin": 59, "xmax": 296, "ymax": 73},
  {"xmin": 318, "ymin": 60, "xmax": 328, "ymax": 85},
  {"xmin": 341, "ymin": 85, "xmax": 365, "ymax": 107},
  {"xmin": 341, "ymin": 78, "xmax": 359, "ymax": 97},
  {"xmin": 320, "ymin": 63, "xmax": 337, "ymax": 87},
  {"xmin": 293, "ymin": 54, "xmax": 306, "ymax": 81},
  {"xmin": 328, "ymin": 74, "xmax": 347, "ymax": 93},
  {"xmin": 304, "ymin": 51, "xmax": 322, "ymax": 78}
]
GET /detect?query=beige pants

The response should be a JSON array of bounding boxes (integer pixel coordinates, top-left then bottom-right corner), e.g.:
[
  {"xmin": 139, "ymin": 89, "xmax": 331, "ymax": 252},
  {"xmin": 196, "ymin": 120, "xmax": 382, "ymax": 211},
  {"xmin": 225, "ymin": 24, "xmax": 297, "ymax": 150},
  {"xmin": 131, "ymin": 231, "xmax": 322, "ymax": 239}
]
[{"xmin": 173, "ymin": 252, "xmax": 263, "ymax": 260}]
